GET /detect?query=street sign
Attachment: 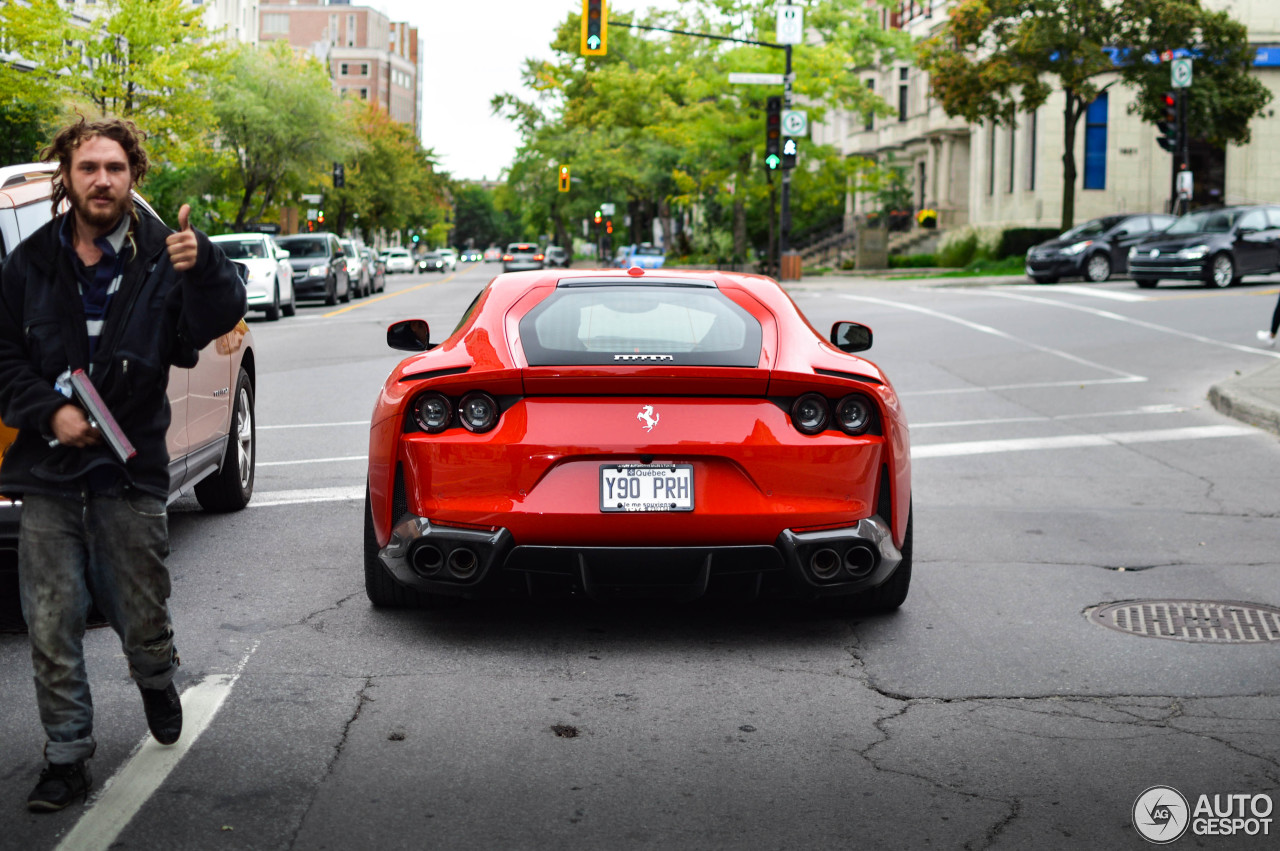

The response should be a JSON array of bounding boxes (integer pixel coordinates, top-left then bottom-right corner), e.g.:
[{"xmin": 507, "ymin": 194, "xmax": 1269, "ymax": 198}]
[
  {"xmin": 1171, "ymin": 57, "xmax": 1193, "ymax": 88},
  {"xmin": 601, "ymin": 202, "xmax": 615, "ymax": 215},
  {"xmin": 776, "ymin": 6, "xmax": 803, "ymax": 45},
  {"xmin": 729, "ymin": 72, "xmax": 785, "ymax": 85},
  {"xmin": 300, "ymin": 194, "xmax": 323, "ymax": 204},
  {"xmin": 782, "ymin": 110, "xmax": 807, "ymax": 136},
  {"xmin": 1176, "ymin": 169, "xmax": 1193, "ymax": 198}
]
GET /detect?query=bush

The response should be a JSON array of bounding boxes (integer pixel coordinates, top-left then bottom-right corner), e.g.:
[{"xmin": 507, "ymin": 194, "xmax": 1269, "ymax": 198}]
[
  {"xmin": 996, "ymin": 228, "xmax": 1060, "ymax": 259},
  {"xmin": 888, "ymin": 253, "xmax": 937, "ymax": 268},
  {"xmin": 937, "ymin": 230, "xmax": 979, "ymax": 267}
]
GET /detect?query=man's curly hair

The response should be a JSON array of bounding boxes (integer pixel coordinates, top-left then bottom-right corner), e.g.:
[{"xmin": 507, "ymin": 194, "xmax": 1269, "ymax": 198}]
[{"xmin": 42, "ymin": 116, "xmax": 150, "ymax": 216}]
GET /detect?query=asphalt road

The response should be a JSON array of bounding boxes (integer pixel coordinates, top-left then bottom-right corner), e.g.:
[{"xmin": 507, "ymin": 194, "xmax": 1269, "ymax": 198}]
[{"xmin": 2, "ymin": 263, "xmax": 1278, "ymax": 850}]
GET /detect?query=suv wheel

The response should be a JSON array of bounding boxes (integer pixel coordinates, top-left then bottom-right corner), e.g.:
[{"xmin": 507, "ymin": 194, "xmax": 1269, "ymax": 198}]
[
  {"xmin": 195, "ymin": 368, "xmax": 255, "ymax": 512},
  {"xmin": 1208, "ymin": 254, "xmax": 1236, "ymax": 288},
  {"xmin": 324, "ymin": 276, "xmax": 338, "ymax": 306},
  {"xmin": 264, "ymin": 280, "xmax": 281, "ymax": 321}
]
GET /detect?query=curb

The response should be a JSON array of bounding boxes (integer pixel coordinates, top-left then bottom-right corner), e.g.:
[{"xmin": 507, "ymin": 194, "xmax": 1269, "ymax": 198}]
[{"xmin": 1209, "ymin": 362, "xmax": 1280, "ymax": 437}]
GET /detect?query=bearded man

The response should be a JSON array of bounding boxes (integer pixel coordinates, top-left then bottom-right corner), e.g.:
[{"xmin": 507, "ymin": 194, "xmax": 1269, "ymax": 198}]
[{"xmin": 0, "ymin": 117, "xmax": 246, "ymax": 811}]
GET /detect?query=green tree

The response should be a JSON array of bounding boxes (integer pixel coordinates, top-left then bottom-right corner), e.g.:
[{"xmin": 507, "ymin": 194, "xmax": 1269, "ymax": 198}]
[
  {"xmin": 67, "ymin": 0, "xmax": 228, "ymax": 165},
  {"xmin": 210, "ymin": 42, "xmax": 349, "ymax": 229},
  {"xmin": 917, "ymin": 0, "xmax": 1271, "ymax": 230},
  {"xmin": 0, "ymin": 0, "xmax": 73, "ymax": 164}
]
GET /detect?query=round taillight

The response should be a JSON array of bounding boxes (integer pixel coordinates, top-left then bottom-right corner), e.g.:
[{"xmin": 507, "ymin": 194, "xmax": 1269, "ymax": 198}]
[
  {"xmin": 835, "ymin": 395, "xmax": 873, "ymax": 435},
  {"xmin": 791, "ymin": 394, "xmax": 830, "ymax": 435},
  {"xmin": 412, "ymin": 393, "xmax": 452, "ymax": 433},
  {"xmin": 459, "ymin": 391, "xmax": 499, "ymax": 433}
]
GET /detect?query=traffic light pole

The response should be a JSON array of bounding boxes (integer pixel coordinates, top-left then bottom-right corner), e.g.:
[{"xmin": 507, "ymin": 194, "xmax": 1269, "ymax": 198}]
[{"xmin": 779, "ymin": 44, "xmax": 793, "ymax": 268}]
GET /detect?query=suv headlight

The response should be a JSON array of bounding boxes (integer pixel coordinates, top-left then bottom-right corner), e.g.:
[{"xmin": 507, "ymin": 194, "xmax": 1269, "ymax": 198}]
[
  {"xmin": 1061, "ymin": 240, "xmax": 1092, "ymax": 256},
  {"xmin": 308, "ymin": 264, "xmax": 329, "ymax": 276},
  {"xmin": 1178, "ymin": 245, "xmax": 1210, "ymax": 259}
]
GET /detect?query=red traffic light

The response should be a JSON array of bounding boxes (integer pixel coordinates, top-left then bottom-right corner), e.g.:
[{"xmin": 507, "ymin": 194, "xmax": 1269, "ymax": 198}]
[{"xmin": 606, "ymin": 220, "xmax": 613, "ymax": 234}]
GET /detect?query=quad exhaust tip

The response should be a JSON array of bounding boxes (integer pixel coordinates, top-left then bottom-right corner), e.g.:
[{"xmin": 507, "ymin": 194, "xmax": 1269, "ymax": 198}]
[
  {"xmin": 448, "ymin": 547, "xmax": 479, "ymax": 578},
  {"xmin": 409, "ymin": 543, "xmax": 444, "ymax": 576}
]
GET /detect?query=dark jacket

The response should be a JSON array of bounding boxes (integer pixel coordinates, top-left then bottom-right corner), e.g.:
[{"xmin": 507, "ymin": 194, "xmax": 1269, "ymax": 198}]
[{"xmin": 0, "ymin": 208, "xmax": 247, "ymax": 499}]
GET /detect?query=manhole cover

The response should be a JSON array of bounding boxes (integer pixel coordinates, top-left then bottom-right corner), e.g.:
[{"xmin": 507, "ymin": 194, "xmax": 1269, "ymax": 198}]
[{"xmin": 1089, "ymin": 600, "xmax": 1280, "ymax": 643}]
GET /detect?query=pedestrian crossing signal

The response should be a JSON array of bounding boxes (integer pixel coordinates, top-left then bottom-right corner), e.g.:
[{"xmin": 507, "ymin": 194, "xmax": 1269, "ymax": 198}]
[
  {"xmin": 559, "ymin": 165, "xmax": 571, "ymax": 192},
  {"xmin": 581, "ymin": 0, "xmax": 607, "ymax": 56}
]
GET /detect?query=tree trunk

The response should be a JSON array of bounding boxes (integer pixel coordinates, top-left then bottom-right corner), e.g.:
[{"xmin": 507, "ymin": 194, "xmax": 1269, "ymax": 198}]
[
  {"xmin": 234, "ymin": 180, "xmax": 259, "ymax": 231},
  {"xmin": 733, "ymin": 194, "xmax": 747, "ymax": 262},
  {"xmin": 1060, "ymin": 94, "xmax": 1082, "ymax": 232},
  {"xmin": 657, "ymin": 197, "xmax": 672, "ymax": 251}
]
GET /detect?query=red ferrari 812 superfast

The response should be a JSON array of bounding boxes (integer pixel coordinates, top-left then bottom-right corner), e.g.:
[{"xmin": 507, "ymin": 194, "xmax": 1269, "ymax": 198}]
[{"xmin": 365, "ymin": 267, "xmax": 911, "ymax": 609}]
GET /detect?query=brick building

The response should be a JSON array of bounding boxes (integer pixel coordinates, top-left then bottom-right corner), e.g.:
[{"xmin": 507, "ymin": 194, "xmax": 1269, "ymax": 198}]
[{"xmin": 259, "ymin": 0, "xmax": 421, "ymax": 136}]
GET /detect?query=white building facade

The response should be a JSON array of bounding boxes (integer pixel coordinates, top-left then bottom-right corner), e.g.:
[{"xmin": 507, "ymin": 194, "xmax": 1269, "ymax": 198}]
[{"xmin": 821, "ymin": 0, "xmax": 1280, "ymax": 232}]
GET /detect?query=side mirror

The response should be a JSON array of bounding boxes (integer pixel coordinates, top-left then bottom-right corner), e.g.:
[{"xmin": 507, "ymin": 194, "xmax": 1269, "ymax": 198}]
[
  {"xmin": 388, "ymin": 319, "xmax": 432, "ymax": 352},
  {"xmin": 278, "ymin": 249, "xmax": 290, "ymax": 259},
  {"xmin": 831, "ymin": 321, "xmax": 873, "ymax": 353}
]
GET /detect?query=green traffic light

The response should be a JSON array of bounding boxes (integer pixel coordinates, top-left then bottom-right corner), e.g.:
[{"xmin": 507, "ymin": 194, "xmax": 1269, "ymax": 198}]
[{"xmin": 765, "ymin": 154, "xmax": 780, "ymax": 170}]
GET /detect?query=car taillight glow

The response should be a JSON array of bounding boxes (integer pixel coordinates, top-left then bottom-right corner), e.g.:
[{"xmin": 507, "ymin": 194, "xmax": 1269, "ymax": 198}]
[
  {"xmin": 534, "ymin": 254, "xmax": 545, "ymax": 261},
  {"xmin": 412, "ymin": 393, "xmax": 452, "ymax": 433},
  {"xmin": 502, "ymin": 254, "xmax": 513, "ymax": 261},
  {"xmin": 459, "ymin": 391, "xmax": 499, "ymax": 433},
  {"xmin": 791, "ymin": 394, "xmax": 830, "ymax": 435},
  {"xmin": 834, "ymin": 395, "xmax": 873, "ymax": 435}
]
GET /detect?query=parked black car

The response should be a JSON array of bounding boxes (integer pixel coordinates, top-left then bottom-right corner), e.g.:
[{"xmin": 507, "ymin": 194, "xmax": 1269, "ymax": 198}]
[
  {"xmin": 276, "ymin": 232, "xmax": 351, "ymax": 305},
  {"xmin": 1025, "ymin": 214, "xmax": 1176, "ymax": 284},
  {"xmin": 1127, "ymin": 205, "xmax": 1280, "ymax": 288}
]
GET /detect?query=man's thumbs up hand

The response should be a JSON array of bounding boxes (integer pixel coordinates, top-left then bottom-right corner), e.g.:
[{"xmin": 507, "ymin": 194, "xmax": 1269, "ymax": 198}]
[{"xmin": 166, "ymin": 203, "xmax": 197, "ymax": 271}]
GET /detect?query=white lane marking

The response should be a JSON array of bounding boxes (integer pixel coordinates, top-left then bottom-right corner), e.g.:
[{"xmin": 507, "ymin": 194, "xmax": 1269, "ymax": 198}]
[
  {"xmin": 1008, "ymin": 284, "xmax": 1151, "ymax": 302},
  {"xmin": 258, "ymin": 420, "xmax": 366, "ymax": 430},
  {"xmin": 901, "ymin": 376, "xmax": 1141, "ymax": 397},
  {"xmin": 839, "ymin": 294, "xmax": 1147, "ymax": 383},
  {"xmin": 974, "ymin": 289, "xmax": 1280, "ymax": 359},
  {"xmin": 914, "ymin": 404, "xmax": 1187, "ymax": 430},
  {"xmin": 913, "ymin": 424, "xmax": 1257, "ymax": 459},
  {"xmin": 250, "ymin": 486, "xmax": 365, "ymax": 507},
  {"xmin": 257, "ymin": 455, "xmax": 366, "ymax": 467},
  {"xmin": 56, "ymin": 643, "xmax": 259, "ymax": 851}
]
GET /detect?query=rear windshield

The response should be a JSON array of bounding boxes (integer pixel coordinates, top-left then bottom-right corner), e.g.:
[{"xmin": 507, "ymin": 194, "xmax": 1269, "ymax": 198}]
[
  {"xmin": 507, "ymin": 243, "xmax": 535, "ymax": 252},
  {"xmin": 635, "ymin": 246, "xmax": 664, "ymax": 256},
  {"xmin": 213, "ymin": 238, "xmax": 267, "ymax": 259},
  {"xmin": 277, "ymin": 237, "xmax": 330, "ymax": 258},
  {"xmin": 519, "ymin": 283, "xmax": 762, "ymax": 367}
]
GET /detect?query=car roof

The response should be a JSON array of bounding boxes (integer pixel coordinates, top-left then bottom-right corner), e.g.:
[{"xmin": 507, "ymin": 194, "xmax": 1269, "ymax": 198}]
[{"xmin": 211, "ymin": 233, "xmax": 268, "ymax": 241}]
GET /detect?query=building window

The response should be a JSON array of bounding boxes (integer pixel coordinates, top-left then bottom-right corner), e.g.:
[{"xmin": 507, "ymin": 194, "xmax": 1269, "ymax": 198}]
[
  {"xmin": 347, "ymin": 15, "xmax": 356, "ymax": 47},
  {"xmin": 988, "ymin": 124, "xmax": 996, "ymax": 196},
  {"xmin": 263, "ymin": 14, "xmax": 289, "ymax": 35},
  {"xmin": 1027, "ymin": 108, "xmax": 1037, "ymax": 191},
  {"xmin": 329, "ymin": 15, "xmax": 339, "ymax": 44},
  {"xmin": 864, "ymin": 78, "xmax": 875, "ymax": 131},
  {"xmin": 1008, "ymin": 118, "xmax": 1016, "ymax": 193},
  {"xmin": 1083, "ymin": 93, "xmax": 1108, "ymax": 190},
  {"xmin": 361, "ymin": 63, "xmax": 369, "ymax": 76},
  {"xmin": 340, "ymin": 63, "xmax": 349, "ymax": 75},
  {"xmin": 360, "ymin": 88, "xmax": 369, "ymax": 100}
]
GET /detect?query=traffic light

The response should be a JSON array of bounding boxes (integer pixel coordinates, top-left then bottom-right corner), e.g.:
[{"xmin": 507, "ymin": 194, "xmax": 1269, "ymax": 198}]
[
  {"xmin": 558, "ymin": 164, "xmax": 571, "ymax": 192},
  {"xmin": 605, "ymin": 220, "xmax": 613, "ymax": 234},
  {"xmin": 333, "ymin": 162, "xmax": 345, "ymax": 188},
  {"xmin": 781, "ymin": 137, "xmax": 798, "ymax": 170},
  {"xmin": 594, "ymin": 209, "xmax": 603, "ymax": 225},
  {"xmin": 1157, "ymin": 91, "xmax": 1179, "ymax": 153},
  {"xmin": 581, "ymin": 0, "xmax": 607, "ymax": 56},
  {"xmin": 764, "ymin": 96, "xmax": 782, "ymax": 170},
  {"xmin": 411, "ymin": 233, "xmax": 420, "ymax": 243},
  {"xmin": 317, "ymin": 210, "xmax": 325, "ymax": 225}
]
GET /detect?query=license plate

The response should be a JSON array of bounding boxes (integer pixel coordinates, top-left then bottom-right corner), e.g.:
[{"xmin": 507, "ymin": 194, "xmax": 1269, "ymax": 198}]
[{"xmin": 599, "ymin": 464, "xmax": 694, "ymax": 513}]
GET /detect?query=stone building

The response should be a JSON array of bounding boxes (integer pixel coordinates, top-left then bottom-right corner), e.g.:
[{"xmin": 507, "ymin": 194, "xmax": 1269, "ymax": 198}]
[{"xmin": 815, "ymin": 0, "xmax": 1280, "ymax": 234}]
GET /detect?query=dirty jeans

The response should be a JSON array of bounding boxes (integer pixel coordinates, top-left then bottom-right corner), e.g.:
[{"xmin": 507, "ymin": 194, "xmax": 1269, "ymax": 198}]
[{"xmin": 18, "ymin": 490, "xmax": 178, "ymax": 764}]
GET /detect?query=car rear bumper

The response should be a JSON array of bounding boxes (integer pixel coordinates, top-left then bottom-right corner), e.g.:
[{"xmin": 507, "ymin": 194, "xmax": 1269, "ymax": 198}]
[{"xmin": 378, "ymin": 513, "xmax": 903, "ymax": 601}]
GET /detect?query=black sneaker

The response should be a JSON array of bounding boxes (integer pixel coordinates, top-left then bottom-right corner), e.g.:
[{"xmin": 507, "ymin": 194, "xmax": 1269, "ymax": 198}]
[
  {"xmin": 27, "ymin": 760, "xmax": 92, "ymax": 812},
  {"xmin": 139, "ymin": 682, "xmax": 182, "ymax": 745}
]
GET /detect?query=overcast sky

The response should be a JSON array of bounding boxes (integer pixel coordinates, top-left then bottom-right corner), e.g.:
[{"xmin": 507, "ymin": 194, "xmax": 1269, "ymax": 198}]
[{"xmin": 372, "ymin": 0, "xmax": 681, "ymax": 182}]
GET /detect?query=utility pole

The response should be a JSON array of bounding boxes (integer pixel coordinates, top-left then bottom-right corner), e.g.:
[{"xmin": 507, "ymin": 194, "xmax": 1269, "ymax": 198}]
[{"xmin": 779, "ymin": 40, "xmax": 793, "ymax": 267}]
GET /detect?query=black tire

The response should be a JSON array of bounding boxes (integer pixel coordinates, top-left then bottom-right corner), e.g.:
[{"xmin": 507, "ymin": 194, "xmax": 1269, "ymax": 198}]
[
  {"xmin": 1207, "ymin": 253, "xmax": 1235, "ymax": 288},
  {"xmin": 1134, "ymin": 277, "xmax": 1159, "ymax": 289},
  {"xmin": 1084, "ymin": 253, "xmax": 1112, "ymax": 283},
  {"xmin": 1030, "ymin": 275, "xmax": 1058, "ymax": 285},
  {"xmin": 324, "ymin": 276, "xmax": 338, "ymax": 306},
  {"xmin": 264, "ymin": 281, "xmax": 281, "ymax": 321},
  {"xmin": 338, "ymin": 276, "xmax": 351, "ymax": 303},
  {"xmin": 195, "ymin": 368, "xmax": 255, "ymax": 512},
  {"xmin": 282, "ymin": 288, "xmax": 296, "ymax": 317},
  {"xmin": 363, "ymin": 486, "xmax": 441, "ymax": 608}
]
